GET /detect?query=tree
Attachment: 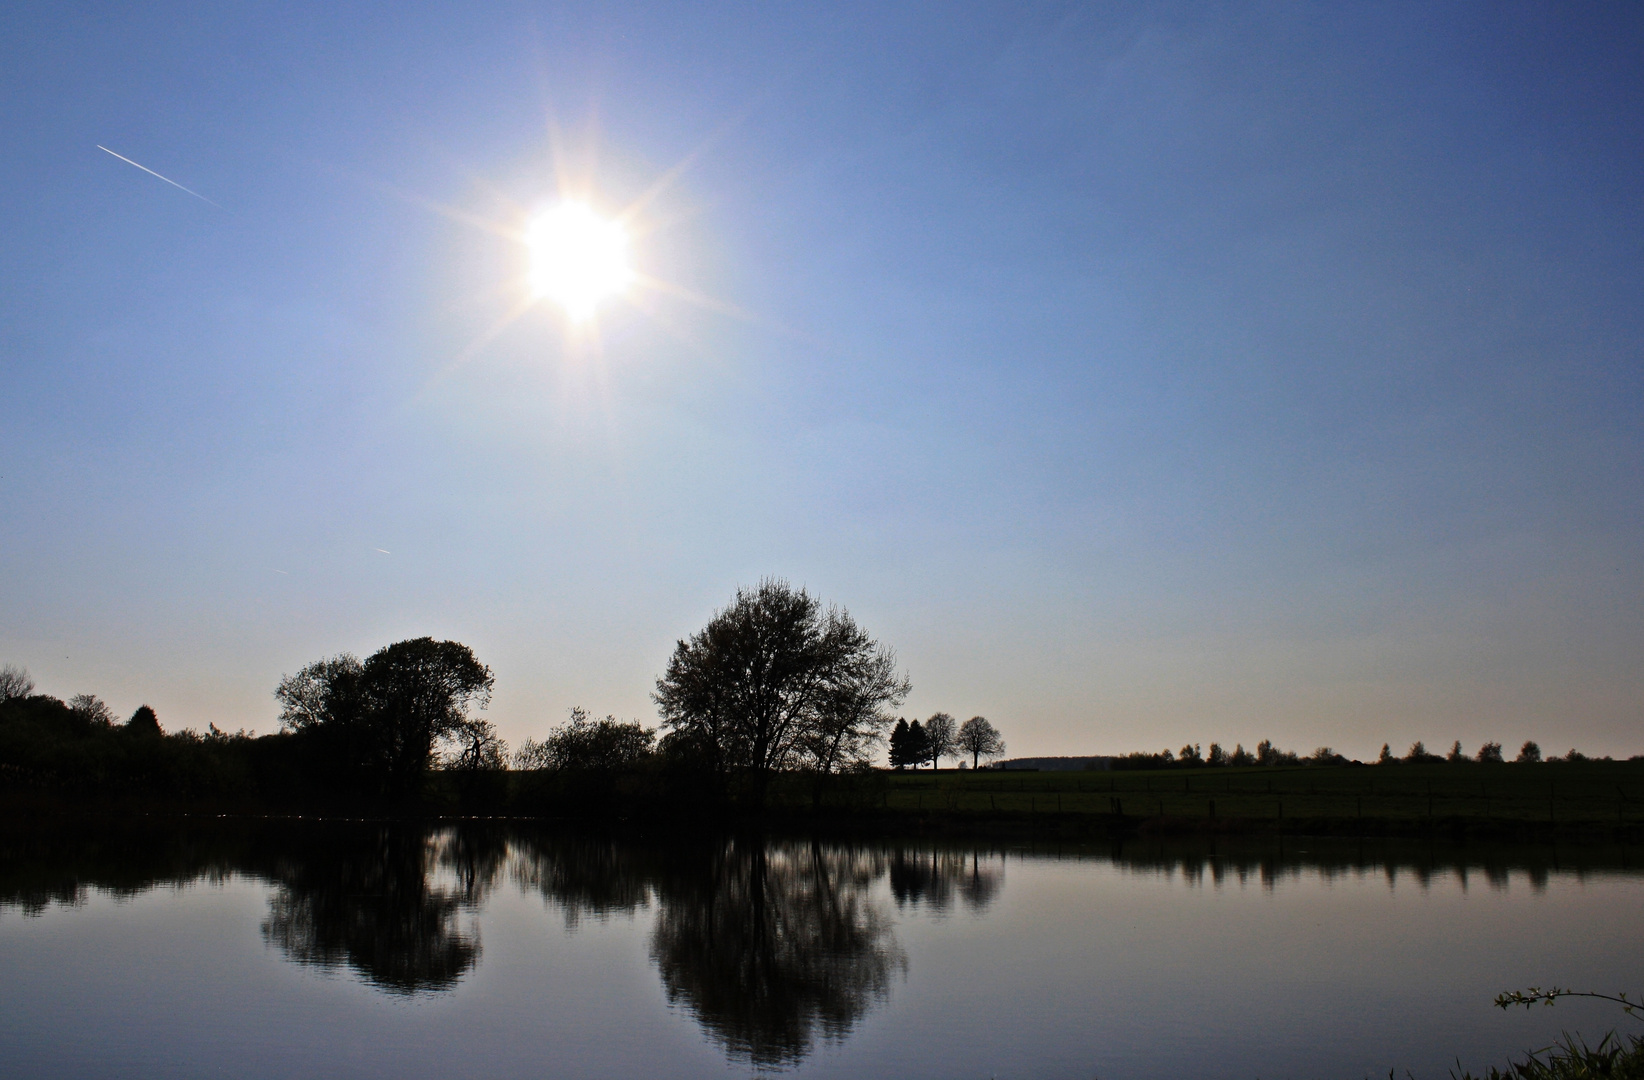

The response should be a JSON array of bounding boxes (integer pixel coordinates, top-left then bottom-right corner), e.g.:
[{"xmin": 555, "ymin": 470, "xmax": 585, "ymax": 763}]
[
  {"xmin": 923, "ymin": 713, "xmax": 957, "ymax": 770},
  {"xmin": 1404, "ymin": 741, "xmax": 1440, "ymax": 764},
  {"xmin": 0, "ymin": 664, "xmax": 33, "ymax": 702},
  {"xmin": 445, "ymin": 717, "xmax": 507, "ymax": 771},
  {"xmin": 801, "ymin": 645, "xmax": 909, "ymax": 777},
  {"xmin": 1179, "ymin": 743, "xmax": 1204, "ymax": 766},
  {"xmin": 276, "ymin": 654, "xmax": 364, "ymax": 731},
  {"xmin": 1377, "ymin": 743, "xmax": 1394, "ymax": 765},
  {"xmin": 1516, "ymin": 740, "xmax": 1542, "ymax": 764},
  {"xmin": 126, "ymin": 705, "xmax": 162, "ymax": 736},
  {"xmin": 275, "ymin": 638, "xmax": 494, "ymax": 797},
  {"xmin": 652, "ymin": 580, "xmax": 907, "ymax": 799},
  {"xmin": 955, "ymin": 716, "xmax": 1005, "ymax": 770},
  {"xmin": 1206, "ymin": 742, "xmax": 1227, "ymax": 767},
  {"xmin": 1229, "ymin": 743, "xmax": 1253, "ymax": 767},
  {"xmin": 1446, "ymin": 740, "xmax": 1466, "ymax": 763},
  {"xmin": 357, "ymin": 638, "xmax": 493, "ymax": 795},
  {"xmin": 1476, "ymin": 741, "xmax": 1504, "ymax": 764},
  {"xmin": 903, "ymin": 720, "xmax": 930, "ymax": 769},
  {"xmin": 888, "ymin": 718, "xmax": 913, "ymax": 769},
  {"xmin": 68, "ymin": 694, "xmax": 117, "ymax": 728},
  {"xmin": 1254, "ymin": 739, "xmax": 1297, "ymax": 766}
]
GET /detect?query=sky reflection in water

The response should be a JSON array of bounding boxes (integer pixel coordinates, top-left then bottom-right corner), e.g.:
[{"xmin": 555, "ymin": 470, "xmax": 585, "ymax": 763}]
[{"xmin": 1, "ymin": 822, "xmax": 1640, "ymax": 1079}]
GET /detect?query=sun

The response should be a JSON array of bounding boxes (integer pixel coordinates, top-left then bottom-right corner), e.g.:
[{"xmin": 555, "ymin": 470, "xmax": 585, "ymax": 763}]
[{"xmin": 524, "ymin": 202, "xmax": 632, "ymax": 321}]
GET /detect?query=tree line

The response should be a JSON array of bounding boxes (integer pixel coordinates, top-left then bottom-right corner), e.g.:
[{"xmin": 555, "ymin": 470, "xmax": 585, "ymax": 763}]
[
  {"xmin": 4, "ymin": 576, "xmax": 1629, "ymax": 812},
  {"xmin": 1110, "ymin": 737, "xmax": 1627, "ymax": 771}
]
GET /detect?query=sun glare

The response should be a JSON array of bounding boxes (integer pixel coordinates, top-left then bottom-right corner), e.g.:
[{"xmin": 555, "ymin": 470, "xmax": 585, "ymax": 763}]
[{"xmin": 525, "ymin": 202, "xmax": 631, "ymax": 320}]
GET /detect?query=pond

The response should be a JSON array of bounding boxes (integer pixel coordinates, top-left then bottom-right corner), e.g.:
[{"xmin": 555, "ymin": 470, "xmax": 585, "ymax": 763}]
[{"xmin": 1, "ymin": 820, "xmax": 1639, "ymax": 1079}]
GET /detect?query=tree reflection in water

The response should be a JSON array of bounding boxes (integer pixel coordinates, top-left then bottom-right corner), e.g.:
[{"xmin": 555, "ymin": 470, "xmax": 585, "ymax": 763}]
[
  {"xmin": 1, "ymin": 818, "xmax": 1007, "ymax": 1067},
  {"xmin": 889, "ymin": 846, "xmax": 1003, "ymax": 913},
  {"xmin": 260, "ymin": 826, "xmax": 499, "ymax": 995},
  {"xmin": 648, "ymin": 838, "xmax": 906, "ymax": 1068}
]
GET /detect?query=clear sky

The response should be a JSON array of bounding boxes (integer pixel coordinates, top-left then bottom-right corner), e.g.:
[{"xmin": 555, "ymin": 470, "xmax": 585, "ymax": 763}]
[{"xmin": 3, "ymin": 2, "xmax": 1640, "ymax": 760}]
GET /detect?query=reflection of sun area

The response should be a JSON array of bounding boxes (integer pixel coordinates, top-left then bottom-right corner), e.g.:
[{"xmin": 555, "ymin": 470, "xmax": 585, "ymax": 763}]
[{"xmin": 525, "ymin": 202, "xmax": 631, "ymax": 320}]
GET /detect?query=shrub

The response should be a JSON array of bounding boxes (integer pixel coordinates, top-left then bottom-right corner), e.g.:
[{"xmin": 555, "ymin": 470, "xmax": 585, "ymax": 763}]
[{"xmin": 516, "ymin": 708, "xmax": 654, "ymax": 773}]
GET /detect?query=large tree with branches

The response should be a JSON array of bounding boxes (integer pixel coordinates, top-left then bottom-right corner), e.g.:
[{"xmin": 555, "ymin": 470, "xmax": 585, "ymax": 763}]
[
  {"xmin": 276, "ymin": 637, "xmax": 494, "ymax": 798},
  {"xmin": 653, "ymin": 579, "xmax": 908, "ymax": 802}
]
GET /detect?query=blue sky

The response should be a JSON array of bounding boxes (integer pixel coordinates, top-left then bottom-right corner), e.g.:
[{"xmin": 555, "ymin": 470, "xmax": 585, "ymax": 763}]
[{"xmin": 3, "ymin": 2, "xmax": 1640, "ymax": 758}]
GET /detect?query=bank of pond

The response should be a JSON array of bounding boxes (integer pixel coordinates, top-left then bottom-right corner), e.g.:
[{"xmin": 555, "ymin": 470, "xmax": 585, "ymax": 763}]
[{"xmin": 5, "ymin": 691, "xmax": 1644, "ymax": 843}]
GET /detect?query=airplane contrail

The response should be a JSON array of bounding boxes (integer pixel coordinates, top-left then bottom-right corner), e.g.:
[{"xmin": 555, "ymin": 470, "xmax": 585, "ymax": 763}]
[{"xmin": 97, "ymin": 145, "xmax": 222, "ymax": 208}]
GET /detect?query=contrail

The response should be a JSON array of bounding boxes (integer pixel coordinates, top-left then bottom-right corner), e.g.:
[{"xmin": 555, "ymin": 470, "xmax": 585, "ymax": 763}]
[{"xmin": 97, "ymin": 145, "xmax": 222, "ymax": 208}]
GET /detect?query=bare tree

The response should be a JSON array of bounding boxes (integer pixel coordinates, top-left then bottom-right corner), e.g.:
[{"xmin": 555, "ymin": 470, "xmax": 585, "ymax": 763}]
[
  {"xmin": 0, "ymin": 664, "xmax": 34, "ymax": 702},
  {"xmin": 922, "ymin": 713, "xmax": 957, "ymax": 769},
  {"xmin": 68, "ymin": 694, "xmax": 117, "ymax": 727},
  {"xmin": 955, "ymin": 716, "xmax": 1005, "ymax": 770},
  {"xmin": 444, "ymin": 716, "xmax": 507, "ymax": 771}
]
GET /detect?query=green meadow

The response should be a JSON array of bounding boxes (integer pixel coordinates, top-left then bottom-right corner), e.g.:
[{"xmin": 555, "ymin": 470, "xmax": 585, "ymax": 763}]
[{"xmin": 799, "ymin": 759, "xmax": 1644, "ymax": 835}]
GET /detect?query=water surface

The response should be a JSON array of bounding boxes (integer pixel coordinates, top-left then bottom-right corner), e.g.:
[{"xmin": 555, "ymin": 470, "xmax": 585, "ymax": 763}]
[{"xmin": 1, "ymin": 820, "xmax": 1639, "ymax": 1079}]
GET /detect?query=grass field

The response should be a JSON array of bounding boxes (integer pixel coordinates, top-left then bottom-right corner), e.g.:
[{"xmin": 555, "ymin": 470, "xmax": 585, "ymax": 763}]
[{"xmin": 800, "ymin": 760, "xmax": 1644, "ymax": 833}]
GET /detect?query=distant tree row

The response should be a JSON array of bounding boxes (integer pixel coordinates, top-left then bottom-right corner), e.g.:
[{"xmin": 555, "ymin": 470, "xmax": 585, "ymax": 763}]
[
  {"xmin": 1108, "ymin": 737, "xmax": 1624, "ymax": 770},
  {"xmin": 1372, "ymin": 739, "xmax": 1611, "ymax": 765},
  {"xmin": 887, "ymin": 714, "xmax": 1005, "ymax": 770}
]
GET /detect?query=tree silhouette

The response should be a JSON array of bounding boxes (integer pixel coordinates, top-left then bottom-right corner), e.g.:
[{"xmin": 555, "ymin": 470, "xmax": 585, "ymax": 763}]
[
  {"xmin": 903, "ymin": 720, "xmax": 930, "ymax": 770},
  {"xmin": 275, "ymin": 639, "xmax": 493, "ymax": 798},
  {"xmin": 923, "ymin": 713, "xmax": 957, "ymax": 769},
  {"xmin": 955, "ymin": 715, "xmax": 1005, "ymax": 770},
  {"xmin": 67, "ymin": 694, "xmax": 116, "ymax": 727},
  {"xmin": 125, "ymin": 705, "xmax": 162, "ymax": 737},
  {"xmin": 653, "ymin": 580, "xmax": 906, "ymax": 800},
  {"xmin": 0, "ymin": 665, "xmax": 33, "ymax": 702},
  {"xmin": 888, "ymin": 718, "xmax": 912, "ymax": 769}
]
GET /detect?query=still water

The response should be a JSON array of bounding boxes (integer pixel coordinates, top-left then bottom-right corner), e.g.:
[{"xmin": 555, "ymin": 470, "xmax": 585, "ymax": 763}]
[{"xmin": 1, "ymin": 820, "xmax": 1639, "ymax": 1079}]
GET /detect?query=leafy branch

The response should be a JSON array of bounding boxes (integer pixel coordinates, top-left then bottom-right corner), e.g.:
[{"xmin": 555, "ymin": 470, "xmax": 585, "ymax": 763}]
[{"xmin": 1494, "ymin": 987, "xmax": 1641, "ymax": 1021}]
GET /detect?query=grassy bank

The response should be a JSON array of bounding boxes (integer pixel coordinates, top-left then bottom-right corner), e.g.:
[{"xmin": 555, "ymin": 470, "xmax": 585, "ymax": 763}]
[{"xmin": 766, "ymin": 760, "xmax": 1644, "ymax": 838}]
